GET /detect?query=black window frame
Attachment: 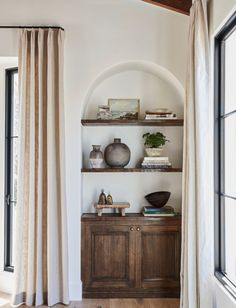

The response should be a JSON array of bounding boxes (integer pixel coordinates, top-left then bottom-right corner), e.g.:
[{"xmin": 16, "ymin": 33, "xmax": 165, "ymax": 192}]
[
  {"xmin": 214, "ymin": 10, "xmax": 236, "ymax": 299},
  {"xmin": 4, "ymin": 67, "xmax": 18, "ymax": 272}
]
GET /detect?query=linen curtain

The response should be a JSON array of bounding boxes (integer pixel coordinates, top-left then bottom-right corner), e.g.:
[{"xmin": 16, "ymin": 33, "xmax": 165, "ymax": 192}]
[
  {"xmin": 180, "ymin": 0, "xmax": 213, "ymax": 307},
  {"xmin": 12, "ymin": 28, "xmax": 69, "ymax": 306}
]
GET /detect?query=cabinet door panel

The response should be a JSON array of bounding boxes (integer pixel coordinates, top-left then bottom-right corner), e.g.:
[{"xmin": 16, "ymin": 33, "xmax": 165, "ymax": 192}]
[
  {"xmin": 142, "ymin": 232, "xmax": 176, "ymax": 279},
  {"xmin": 82, "ymin": 224, "xmax": 135, "ymax": 290},
  {"xmin": 93, "ymin": 232, "xmax": 128, "ymax": 279},
  {"xmin": 139, "ymin": 225, "xmax": 180, "ymax": 290}
]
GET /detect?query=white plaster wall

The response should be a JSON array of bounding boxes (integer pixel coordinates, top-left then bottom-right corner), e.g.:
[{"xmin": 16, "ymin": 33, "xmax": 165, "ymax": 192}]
[
  {"xmin": 0, "ymin": 0, "xmax": 189, "ymax": 299},
  {"xmin": 209, "ymin": 1, "xmax": 236, "ymax": 307},
  {"xmin": 210, "ymin": 0, "xmax": 236, "ymax": 33}
]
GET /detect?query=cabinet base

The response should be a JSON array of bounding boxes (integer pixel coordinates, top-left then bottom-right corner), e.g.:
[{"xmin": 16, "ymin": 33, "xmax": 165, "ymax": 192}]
[{"xmin": 83, "ymin": 290, "xmax": 180, "ymax": 298}]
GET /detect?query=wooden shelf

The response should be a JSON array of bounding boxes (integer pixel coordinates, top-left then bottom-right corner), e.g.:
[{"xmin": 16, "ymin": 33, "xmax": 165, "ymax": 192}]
[
  {"xmin": 81, "ymin": 167, "xmax": 182, "ymax": 173},
  {"xmin": 81, "ymin": 119, "xmax": 184, "ymax": 126},
  {"xmin": 81, "ymin": 213, "xmax": 181, "ymax": 221}
]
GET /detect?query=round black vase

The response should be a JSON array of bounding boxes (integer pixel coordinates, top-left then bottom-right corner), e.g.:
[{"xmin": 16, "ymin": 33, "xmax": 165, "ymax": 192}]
[{"xmin": 104, "ymin": 138, "xmax": 131, "ymax": 168}]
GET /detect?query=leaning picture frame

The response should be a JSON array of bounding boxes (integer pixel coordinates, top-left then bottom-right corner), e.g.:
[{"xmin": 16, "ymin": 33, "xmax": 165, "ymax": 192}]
[{"xmin": 108, "ymin": 98, "xmax": 140, "ymax": 120}]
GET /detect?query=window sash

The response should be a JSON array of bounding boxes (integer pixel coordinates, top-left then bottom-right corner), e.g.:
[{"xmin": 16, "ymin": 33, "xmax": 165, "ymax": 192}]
[
  {"xmin": 4, "ymin": 68, "xmax": 18, "ymax": 272},
  {"xmin": 214, "ymin": 10, "xmax": 236, "ymax": 299}
]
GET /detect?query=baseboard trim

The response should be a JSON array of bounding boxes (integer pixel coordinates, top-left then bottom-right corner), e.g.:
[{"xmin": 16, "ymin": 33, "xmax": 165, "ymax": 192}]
[{"xmin": 69, "ymin": 280, "xmax": 82, "ymax": 301}]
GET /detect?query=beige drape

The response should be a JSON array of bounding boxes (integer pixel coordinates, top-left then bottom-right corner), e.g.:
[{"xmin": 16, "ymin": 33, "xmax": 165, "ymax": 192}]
[
  {"xmin": 180, "ymin": 0, "xmax": 213, "ymax": 307},
  {"xmin": 12, "ymin": 29, "xmax": 69, "ymax": 306}
]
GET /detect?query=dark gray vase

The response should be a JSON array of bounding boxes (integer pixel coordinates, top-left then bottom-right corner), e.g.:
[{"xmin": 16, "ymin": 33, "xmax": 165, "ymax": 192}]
[{"xmin": 104, "ymin": 138, "xmax": 131, "ymax": 168}]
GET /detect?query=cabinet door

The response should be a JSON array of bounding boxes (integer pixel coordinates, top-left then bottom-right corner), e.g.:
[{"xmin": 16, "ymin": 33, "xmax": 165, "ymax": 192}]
[
  {"xmin": 137, "ymin": 224, "xmax": 180, "ymax": 295},
  {"xmin": 82, "ymin": 223, "xmax": 136, "ymax": 292}
]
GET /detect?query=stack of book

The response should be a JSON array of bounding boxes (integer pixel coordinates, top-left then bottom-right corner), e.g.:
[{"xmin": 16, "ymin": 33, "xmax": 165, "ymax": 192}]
[
  {"xmin": 145, "ymin": 110, "xmax": 177, "ymax": 120},
  {"xmin": 141, "ymin": 157, "xmax": 171, "ymax": 169},
  {"xmin": 142, "ymin": 205, "xmax": 176, "ymax": 217}
]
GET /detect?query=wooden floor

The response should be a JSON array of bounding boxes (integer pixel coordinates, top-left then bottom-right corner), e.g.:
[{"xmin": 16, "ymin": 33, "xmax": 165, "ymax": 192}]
[{"xmin": 0, "ymin": 292, "xmax": 180, "ymax": 308}]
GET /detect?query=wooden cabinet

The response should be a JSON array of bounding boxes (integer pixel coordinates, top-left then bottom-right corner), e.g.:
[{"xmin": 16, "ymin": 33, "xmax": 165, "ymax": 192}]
[{"xmin": 81, "ymin": 213, "xmax": 181, "ymax": 298}]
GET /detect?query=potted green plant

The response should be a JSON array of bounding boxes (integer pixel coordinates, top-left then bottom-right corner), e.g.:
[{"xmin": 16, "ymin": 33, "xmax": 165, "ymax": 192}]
[{"xmin": 142, "ymin": 132, "xmax": 169, "ymax": 157}]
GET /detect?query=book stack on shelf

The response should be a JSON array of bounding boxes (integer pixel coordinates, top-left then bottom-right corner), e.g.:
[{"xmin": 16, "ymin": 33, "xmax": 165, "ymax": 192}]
[
  {"xmin": 145, "ymin": 109, "xmax": 177, "ymax": 120},
  {"xmin": 141, "ymin": 156, "xmax": 171, "ymax": 169},
  {"xmin": 142, "ymin": 205, "xmax": 176, "ymax": 217}
]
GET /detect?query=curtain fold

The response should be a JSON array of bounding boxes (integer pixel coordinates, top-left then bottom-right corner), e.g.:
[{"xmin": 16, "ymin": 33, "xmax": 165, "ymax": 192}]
[
  {"xmin": 12, "ymin": 28, "xmax": 69, "ymax": 307},
  {"xmin": 180, "ymin": 0, "xmax": 213, "ymax": 307}
]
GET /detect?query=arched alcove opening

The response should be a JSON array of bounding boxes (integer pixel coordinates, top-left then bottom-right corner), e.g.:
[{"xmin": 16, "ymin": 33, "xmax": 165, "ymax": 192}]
[
  {"xmin": 81, "ymin": 60, "xmax": 184, "ymax": 118},
  {"xmin": 81, "ymin": 61, "xmax": 184, "ymax": 214}
]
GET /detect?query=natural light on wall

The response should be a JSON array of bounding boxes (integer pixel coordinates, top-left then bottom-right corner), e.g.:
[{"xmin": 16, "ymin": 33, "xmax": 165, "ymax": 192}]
[{"xmin": 224, "ymin": 27, "xmax": 236, "ymax": 287}]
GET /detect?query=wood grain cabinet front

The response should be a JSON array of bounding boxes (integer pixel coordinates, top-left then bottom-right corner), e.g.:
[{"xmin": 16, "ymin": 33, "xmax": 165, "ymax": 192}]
[{"xmin": 81, "ymin": 214, "xmax": 181, "ymax": 298}]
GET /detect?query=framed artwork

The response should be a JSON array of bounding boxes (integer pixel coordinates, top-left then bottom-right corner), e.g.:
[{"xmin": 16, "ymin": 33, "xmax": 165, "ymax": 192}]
[{"xmin": 108, "ymin": 98, "xmax": 140, "ymax": 120}]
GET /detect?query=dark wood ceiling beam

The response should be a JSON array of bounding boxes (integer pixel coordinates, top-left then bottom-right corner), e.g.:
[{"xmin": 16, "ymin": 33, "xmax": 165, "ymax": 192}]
[{"xmin": 142, "ymin": 0, "xmax": 192, "ymax": 15}]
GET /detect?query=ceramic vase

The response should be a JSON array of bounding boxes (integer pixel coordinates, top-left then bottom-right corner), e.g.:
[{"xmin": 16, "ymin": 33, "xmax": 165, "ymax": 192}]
[
  {"xmin": 89, "ymin": 145, "xmax": 104, "ymax": 168},
  {"xmin": 104, "ymin": 138, "xmax": 130, "ymax": 168}
]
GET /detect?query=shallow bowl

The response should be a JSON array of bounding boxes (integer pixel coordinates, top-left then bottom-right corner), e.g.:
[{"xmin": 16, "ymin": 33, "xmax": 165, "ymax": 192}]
[{"xmin": 145, "ymin": 191, "xmax": 171, "ymax": 208}]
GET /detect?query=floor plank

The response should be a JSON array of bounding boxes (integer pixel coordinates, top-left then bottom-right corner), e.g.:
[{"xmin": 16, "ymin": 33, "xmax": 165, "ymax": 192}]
[{"xmin": 0, "ymin": 292, "xmax": 180, "ymax": 308}]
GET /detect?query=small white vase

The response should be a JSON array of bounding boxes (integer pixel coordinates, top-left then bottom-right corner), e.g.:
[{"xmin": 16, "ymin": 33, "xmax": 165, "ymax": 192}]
[
  {"xmin": 89, "ymin": 145, "xmax": 104, "ymax": 168},
  {"xmin": 145, "ymin": 147, "xmax": 163, "ymax": 157}
]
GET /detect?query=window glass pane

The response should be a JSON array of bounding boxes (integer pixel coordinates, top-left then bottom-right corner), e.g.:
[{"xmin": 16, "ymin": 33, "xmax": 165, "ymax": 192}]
[
  {"xmin": 10, "ymin": 138, "xmax": 18, "ymax": 203},
  {"xmin": 12, "ymin": 203, "xmax": 16, "ymax": 267},
  {"xmin": 12, "ymin": 72, "xmax": 19, "ymax": 137},
  {"xmin": 225, "ymin": 197, "xmax": 236, "ymax": 286},
  {"xmin": 224, "ymin": 113, "xmax": 236, "ymax": 197},
  {"xmin": 225, "ymin": 29, "xmax": 236, "ymax": 114}
]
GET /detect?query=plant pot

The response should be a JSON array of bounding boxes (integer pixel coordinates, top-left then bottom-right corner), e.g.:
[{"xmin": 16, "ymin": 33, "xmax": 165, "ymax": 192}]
[{"xmin": 145, "ymin": 147, "xmax": 163, "ymax": 157}]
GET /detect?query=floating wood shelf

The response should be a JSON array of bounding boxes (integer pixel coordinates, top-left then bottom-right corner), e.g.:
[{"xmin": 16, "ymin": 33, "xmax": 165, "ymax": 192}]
[
  {"xmin": 81, "ymin": 119, "xmax": 184, "ymax": 126},
  {"xmin": 81, "ymin": 167, "xmax": 182, "ymax": 173}
]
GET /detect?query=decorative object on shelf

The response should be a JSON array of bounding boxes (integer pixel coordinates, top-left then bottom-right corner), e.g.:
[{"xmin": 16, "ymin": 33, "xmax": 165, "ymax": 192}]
[
  {"xmin": 107, "ymin": 193, "xmax": 113, "ymax": 205},
  {"xmin": 94, "ymin": 202, "xmax": 130, "ymax": 216},
  {"xmin": 104, "ymin": 138, "xmax": 131, "ymax": 168},
  {"xmin": 89, "ymin": 145, "xmax": 104, "ymax": 168},
  {"xmin": 108, "ymin": 98, "xmax": 140, "ymax": 120},
  {"xmin": 97, "ymin": 105, "xmax": 112, "ymax": 120},
  {"xmin": 145, "ymin": 191, "xmax": 171, "ymax": 208},
  {"xmin": 98, "ymin": 189, "xmax": 107, "ymax": 205},
  {"xmin": 142, "ymin": 205, "xmax": 176, "ymax": 217},
  {"xmin": 141, "ymin": 156, "xmax": 171, "ymax": 169},
  {"xmin": 145, "ymin": 109, "xmax": 177, "ymax": 120},
  {"xmin": 145, "ymin": 147, "xmax": 163, "ymax": 157},
  {"xmin": 143, "ymin": 132, "xmax": 169, "ymax": 157}
]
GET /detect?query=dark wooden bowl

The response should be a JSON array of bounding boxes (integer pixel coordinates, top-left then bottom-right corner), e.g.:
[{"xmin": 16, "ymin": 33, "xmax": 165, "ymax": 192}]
[{"xmin": 145, "ymin": 191, "xmax": 171, "ymax": 208}]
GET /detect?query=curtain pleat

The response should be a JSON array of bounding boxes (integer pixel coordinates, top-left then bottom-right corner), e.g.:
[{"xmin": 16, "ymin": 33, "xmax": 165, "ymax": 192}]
[
  {"xmin": 12, "ymin": 28, "xmax": 69, "ymax": 307},
  {"xmin": 180, "ymin": 1, "xmax": 213, "ymax": 307}
]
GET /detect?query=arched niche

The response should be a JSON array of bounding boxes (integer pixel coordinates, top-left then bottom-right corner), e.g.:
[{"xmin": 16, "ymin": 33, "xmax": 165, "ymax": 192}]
[
  {"xmin": 81, "ymin": 61, "xmax": 184, "ymax": 214},
  {"xmin": 81, "ymin": 60, "xmax": 184, "ymax": 118}
]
